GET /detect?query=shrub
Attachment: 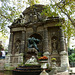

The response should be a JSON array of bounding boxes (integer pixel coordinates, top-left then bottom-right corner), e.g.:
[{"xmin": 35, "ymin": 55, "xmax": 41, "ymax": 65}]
[{"xmin": 69, "ymin": 53, "xmax": 75, "ymax": 62}]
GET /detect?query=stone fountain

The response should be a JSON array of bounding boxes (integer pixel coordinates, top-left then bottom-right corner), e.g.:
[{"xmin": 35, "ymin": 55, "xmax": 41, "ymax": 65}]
[
  {"xmin": 13, "ymin": 48, "xmax": 42, "ymax": 75},
  {"xmin": 5, "ymin": 4, "xmax": 69, "ymax": 75},
  {"xmin": 13, "ymin": 37, "xmax": 42, "ymax": 75}
]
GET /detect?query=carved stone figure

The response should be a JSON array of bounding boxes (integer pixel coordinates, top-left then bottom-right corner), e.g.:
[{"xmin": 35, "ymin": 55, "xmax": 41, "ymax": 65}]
[
  {"xmin": 28, "ymin": 37, "xmax": 40, "ymax": 52},
  {"xmin": 15, "ymin": 41, "xmax": 21, "ymax": 53},
  {"xmin": 52, "ymin": 39, "xmax": 57, "ymax": 50},
  {"xmin": 37, "ymin": 12, "xmax": 42, "ymax": 21},
  {"xmin": 25, "ymin": 56, "xmax": 39, "ymax": 65},
  {"xmin": 20, "ymin": 15, "xmax": 25, "ymax": 24}
]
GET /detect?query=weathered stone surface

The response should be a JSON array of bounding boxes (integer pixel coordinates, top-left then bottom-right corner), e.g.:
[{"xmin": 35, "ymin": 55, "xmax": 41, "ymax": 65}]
[
  {"xmin": 43, "ymin": 28, "xmax": 49, "ymax": 52},
  {"xmin": 5, "ymin": 53, "xmax": 23, "ymax": 70},
  {"xmin": 60, "ymin": 51, "xmax": 69, "ymax": 67},
  {"xmin": 59, "ymin": 27, "xmax": 65, "ymax": 51},
  {"xmin": 56, "ymin": 72, "xmax": 69, "ymax": 75},
  {"xmin": 0, "ymin": 59, "xmax": 5, "ymax": 70},
  {"xmin": 56, "ymin": 65, "xmax": 68, "ymax": 72}
]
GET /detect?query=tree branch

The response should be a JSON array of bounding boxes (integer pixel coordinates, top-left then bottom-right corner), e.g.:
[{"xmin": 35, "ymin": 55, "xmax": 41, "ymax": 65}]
[
  {"xmin": 52, "ymin": 0, "xmax": 75, "ymax": 26},
  {"xmin": 57, "ymin": 5, "xmax": 75, "ymax": 27},
  {"xmin": 0, "ymin": 14, "xmax": 11, "ymax": 21},
  {"xmin": 53, "ymin": 0, "xmax": 75, "ymax": 26}
]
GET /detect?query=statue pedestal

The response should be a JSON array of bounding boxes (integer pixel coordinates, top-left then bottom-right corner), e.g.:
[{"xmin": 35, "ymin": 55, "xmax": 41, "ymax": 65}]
[
  {"xmin": 39, "ymin": 60, "xmax": 48, "ymax": 69},
  {"xmin": 51, "ymin": 62, "xmax": 56, "ymax": 68},
  {"xmin": 27, "ymin": 48, "xmax": 38, "ymax": 54},
  {"xmin": 26, "ymin": 48, "xmax": 38, "ymax": 61}
]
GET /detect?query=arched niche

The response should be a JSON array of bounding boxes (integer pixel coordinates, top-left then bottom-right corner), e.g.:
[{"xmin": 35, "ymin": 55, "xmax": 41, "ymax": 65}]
[
  {"xmin": 30, "ymin": 33, "xmax": 43, "ymax": 55},
  {"xmin": 30, "ymin": 33, "xmax": 42, "ymax": 41}
]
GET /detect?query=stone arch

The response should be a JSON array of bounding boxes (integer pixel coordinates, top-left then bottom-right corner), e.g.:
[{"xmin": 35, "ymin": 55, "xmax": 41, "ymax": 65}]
[{"xmin": 30, "ymin": 33, "xmax": 42, "ymax": 41}]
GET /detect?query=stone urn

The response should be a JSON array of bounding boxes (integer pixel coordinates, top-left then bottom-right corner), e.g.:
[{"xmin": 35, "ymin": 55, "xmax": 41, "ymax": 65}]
[
  {"xmin": 40, "ymin": 60, "xmax": 48, "ymax": 69},
  {"xmin": 39, "ymin": 59, "xmax": 49, "ymax": 75},
  {"xmin": 51, "ymin": 58, "xmax": 56, "ymax": 68},
  {"xmin": 39, "ymin": 56, "xmax": 48, "ymax": 69}
]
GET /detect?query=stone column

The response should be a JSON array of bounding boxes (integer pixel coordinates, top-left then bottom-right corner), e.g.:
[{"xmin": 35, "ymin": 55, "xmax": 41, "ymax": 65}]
[
  {"xmin": 21, "ymin": 31, "xmax": 26, "ymax": 53},
  {"xmin": 59, "ymin": 27, "xmax": 65, "ymax": 51},
  {"xmin": 43, "ymin": 28, "xmax": 49, "ymax": 52},
  {"xmin": 8, "ymin": 32, "xmax": 13, "ymax": 54},
  {"xmin": 60, "ymin": 51, "xmax": 69, "ymax": 67}
]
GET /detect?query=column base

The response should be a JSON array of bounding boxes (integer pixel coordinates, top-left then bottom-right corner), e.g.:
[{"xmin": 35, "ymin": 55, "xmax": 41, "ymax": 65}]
[{"xmin": 5, "ymin": 53, "xmax": 24, "ymax": 70}]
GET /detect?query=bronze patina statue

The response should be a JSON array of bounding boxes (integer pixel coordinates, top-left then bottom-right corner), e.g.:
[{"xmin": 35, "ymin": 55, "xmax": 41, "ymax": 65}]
[{"xmin": 28, "ymin": 37, "xmax": 40, "ymax": 52}]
